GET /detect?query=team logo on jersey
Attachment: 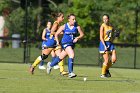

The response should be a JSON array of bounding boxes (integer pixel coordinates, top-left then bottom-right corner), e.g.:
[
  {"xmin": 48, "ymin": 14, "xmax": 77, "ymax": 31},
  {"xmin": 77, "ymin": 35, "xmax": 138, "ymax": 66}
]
[{"xmin": 106, "ymin": 30, "xmax": 112, "ymax": 39}]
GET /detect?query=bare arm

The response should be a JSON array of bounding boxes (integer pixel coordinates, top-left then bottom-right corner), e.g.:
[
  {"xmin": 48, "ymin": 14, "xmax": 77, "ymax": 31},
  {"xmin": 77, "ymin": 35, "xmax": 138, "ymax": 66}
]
[
  {"xmin": 42, "ymin": 28, "xmax": 47, "ymax": 41},
  {"xmin": 100, "ymin": 25, "xmax": 107, "ymax": 50},
  {"xmin": 73, "ymin": 26, "xmax": 84, "ymax": 43},
  {"xmin": 50, "ymin": 22, "xmax": 58, "ymax": 35},
  {"xmin": 77, "ymin": 26, "xmax": 84, "ymax": 39},
  {"xmin": 55, "ymin": 25, "xmax": 65, "ymax": 45}
]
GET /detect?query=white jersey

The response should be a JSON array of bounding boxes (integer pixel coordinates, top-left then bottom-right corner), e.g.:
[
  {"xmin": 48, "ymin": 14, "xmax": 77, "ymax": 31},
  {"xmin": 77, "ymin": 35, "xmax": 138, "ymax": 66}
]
[{"xmin": 0, "ymin": 16, "xmax": 5, "ymax": 37}]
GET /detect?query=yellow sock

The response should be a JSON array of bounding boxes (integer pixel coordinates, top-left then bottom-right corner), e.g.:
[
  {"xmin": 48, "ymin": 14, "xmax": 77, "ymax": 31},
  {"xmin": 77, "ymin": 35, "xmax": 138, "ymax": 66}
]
[
  {"xmin": 106, "ymin": 62, "xmax": 112, "ymax": 70},
  {"xmin": 32, "ymin": 56, "xmax": 42, "ymax": 67},
  {"xmin": 101, "ymin": 63, "xmax": 107, "ymax": 75},
  {"xmin": 58, "ymin": 60, "xmax": 64, "ymax": 72}
]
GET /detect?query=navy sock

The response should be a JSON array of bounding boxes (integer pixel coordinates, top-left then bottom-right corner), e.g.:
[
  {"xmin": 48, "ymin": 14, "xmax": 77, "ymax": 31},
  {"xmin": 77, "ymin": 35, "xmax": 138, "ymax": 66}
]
[
  {"xmin": 50, "ymin": 57, "xmax": 61, "ymax": 67},
  {"xmin": 68, "ymin": 58, "xmax": 74, "ymax": 73},
  {"xmin": 39, "ymin": 60, "xmax": 44, "ymax": 66}
]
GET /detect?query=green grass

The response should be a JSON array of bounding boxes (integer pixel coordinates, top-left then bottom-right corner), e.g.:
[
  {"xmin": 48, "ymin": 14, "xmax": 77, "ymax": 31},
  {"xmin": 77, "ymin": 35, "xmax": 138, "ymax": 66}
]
[{"xmin": 0, "ymin": 63, "xmax": 140, "ymax": 93}]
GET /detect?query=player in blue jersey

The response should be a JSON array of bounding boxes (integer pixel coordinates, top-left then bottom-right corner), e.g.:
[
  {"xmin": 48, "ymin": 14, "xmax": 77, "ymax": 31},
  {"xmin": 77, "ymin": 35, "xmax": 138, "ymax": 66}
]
[
  {"xmin": 38, "ymin": 21, "xmax": 56, "ymax": 70},
  {"xmin": 99, "ymin": 14, "xmax": 117, "ymax": 78},
  {"xmin": 29, "ymin": 12, "xmax": 68, "ymax": 75},
  {"xmin": 47, "ymin": 13, "xmax": 84, "ymax": 78}
]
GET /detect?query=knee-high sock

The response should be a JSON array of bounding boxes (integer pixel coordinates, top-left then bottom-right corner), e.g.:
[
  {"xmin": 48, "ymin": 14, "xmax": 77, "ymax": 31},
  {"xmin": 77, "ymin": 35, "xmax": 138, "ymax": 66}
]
[
  {"xmin": 39, "ymin": 60, "xmax": 44, "ymax": 66},
  {"xmin": 106, "ymin": 61, "xmax": 112, "ymax": 70},
  {"xmin": 50, "ymin": 56, "xmax": 61, "ymax": 67},
  {"xmin": 58, "ymin": 60, "xmax": 64, "ymax": 72},
  {"xmin": 68, "ymin": 58, "xmax": 74, "ymax": 73},
  {"xmin": 32, "ymin": 56, "xmax": 42, "ymax": 67},
  {"xmin": 101, "ymin": 63, "xmax": 107, "ymax": 75}
]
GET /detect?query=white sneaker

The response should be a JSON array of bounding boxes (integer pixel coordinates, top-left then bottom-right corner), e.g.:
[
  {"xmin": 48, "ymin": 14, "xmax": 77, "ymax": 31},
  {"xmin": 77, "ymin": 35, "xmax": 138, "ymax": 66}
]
[
  {"xmin": 39, "ymin": 65, "xmax": 46, "ymax": 70},
  {"xmin": 46, "ymin": 62, "xmax": 52, "ymax": 74},
  {"xmin": 53, "ymin": 65, "xmax": 60, "ymax": 69},
  {"xmin": 100, "ymin": 74, "xmax": 108, "ymax": 78},
  {"xmin": 68, "ymin": 72, "xmax": 77, "ymax": 78}
]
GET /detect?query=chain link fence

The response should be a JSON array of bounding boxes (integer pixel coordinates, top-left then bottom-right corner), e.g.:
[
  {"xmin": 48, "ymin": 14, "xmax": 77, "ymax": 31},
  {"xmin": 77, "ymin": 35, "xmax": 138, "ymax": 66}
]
[{"xmin": 0, "ymin": 38, "xmax": 140, "ymax": 69}]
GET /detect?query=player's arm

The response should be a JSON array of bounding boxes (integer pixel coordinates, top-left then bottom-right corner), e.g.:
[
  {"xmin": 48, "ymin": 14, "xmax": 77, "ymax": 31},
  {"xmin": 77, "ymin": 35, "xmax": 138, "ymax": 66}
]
[
  {"xmin": 100, "ymin": 25, "xmax": 107, "ymax": 51},
  {"xmin": 55, "ymin": 25, "xmax": 65, "ymax": 45},
  {"xmin": 77, "ymin": 26, "xmax": 84, "ymax": 39},
  {"xmin": 73, "ymin": 26, "xmax": 84, "ymax": 43},
  {"xmin": 42, "ymin": 28, "xmax": 47, "ymax": 41},
  {"xmin": 50, "ymin": 22, "xmax": 58, "ymax": 35}
]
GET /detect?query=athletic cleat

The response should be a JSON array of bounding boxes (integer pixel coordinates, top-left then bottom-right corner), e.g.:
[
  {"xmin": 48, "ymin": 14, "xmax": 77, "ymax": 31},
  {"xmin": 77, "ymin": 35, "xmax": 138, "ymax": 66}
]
[
  {"xmin": 29, "ymin": 66, "xmax": 35, "ymax": 74},
  {"xmin": 46, "ymin": 62, "xmax": 52, "ymax": 74},
  {"xmin": 68, "ymin": 72, "xmax": 77, "ymax": 78},
  {"xmin": 100, "ymin": 74, "xmax": 108, "ymax": 78},
  {"xmin": 60, "ymin": 71, "xmax": 69, "ymax": 76},
  {"xmin": 106, "ymin": 70, "xmax": 111, "ymax": 77},
  {"xmin": 39, "ymin": 65, "xmax": 46, "ymax": 70}
]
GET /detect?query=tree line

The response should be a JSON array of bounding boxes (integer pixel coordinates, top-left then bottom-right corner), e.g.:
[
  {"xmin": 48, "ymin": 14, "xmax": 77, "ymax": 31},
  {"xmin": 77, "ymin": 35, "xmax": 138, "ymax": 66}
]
[{"xmin": 0, "ymin": 0, "xmax": 140, "ymax": 47}]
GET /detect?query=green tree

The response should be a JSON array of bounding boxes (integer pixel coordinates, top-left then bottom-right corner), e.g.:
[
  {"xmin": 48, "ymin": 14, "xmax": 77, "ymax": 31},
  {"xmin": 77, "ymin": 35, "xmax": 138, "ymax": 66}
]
[
  {"xmin": 0, "ymin": 0, "xmax": 44, "ymax": 40},
  {"xmin": 66, "ymin": 0, "xmax": 140, "ymax": 44},
  {"xmin": 49, "ymin": 0, "xmax": 100, "ymax": 46},
  {"xmin": 0, "ymin": 0, "xmax": 140, "ymax": 47}
]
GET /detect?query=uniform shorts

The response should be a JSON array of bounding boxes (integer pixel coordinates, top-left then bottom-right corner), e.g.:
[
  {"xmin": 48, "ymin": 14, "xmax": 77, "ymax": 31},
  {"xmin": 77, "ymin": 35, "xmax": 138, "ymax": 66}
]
[
  {"xmin": 61, "ymin": 43, "xmax": 75, "ymax": 49},
  {"xmin": 99, "ymin": 41, "xmax": 115, "ymax": 53},
  {"xmin": 42, "ymin": 38, "xmax": 56, "ymax": 49}
]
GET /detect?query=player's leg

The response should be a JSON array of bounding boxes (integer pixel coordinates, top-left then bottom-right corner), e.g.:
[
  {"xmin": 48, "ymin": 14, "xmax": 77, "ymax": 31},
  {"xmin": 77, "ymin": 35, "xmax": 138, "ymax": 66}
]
[
  {"xmin": 106, "ymin": 54, "xmax": 112, "ymax": 77},
  {"xmin": 106, "ymin": 45, "xmax": 117, "ymax": 77},
  {"xmin": 38, "ymin": 42, "xmax": 46, "ymax": 70},
  {"xmin": 32, "ymin": 48, "xmax": 52, "ymax": 67},
  {"xmin": 51, "ymin": 50, "xmax": 56, "ymax": 62},
  {"xmin": 47, "ymin": 50, "xmax": 67, "ymax": 74},
  {"xmin": 65, "ymin": 46, "xmax": 77, "ymax": 78},
  {"xmin": 111, "ymin": 50, "xmax": 117, "ymax": 64},
  {"xmin": 101, "ymin": 52, "xmax": 109, "ymax": 78},
  {"xmin": 55, "ymin": 46, "xmax": 68, "ymax": 75},
  {"xmin": 50, "ymin": 50, "xmax": 59, "ymax": 69},
  {"xmin": 29, "ymin": 48, "xmax": 53, "ymax": 74},
  {"xmin": 39, "ymin": 60, "xmax": 46, "ymax": 70},
  {"xmin": 99, "ymin": 41, "xmax": 110, "ymax": 78}
]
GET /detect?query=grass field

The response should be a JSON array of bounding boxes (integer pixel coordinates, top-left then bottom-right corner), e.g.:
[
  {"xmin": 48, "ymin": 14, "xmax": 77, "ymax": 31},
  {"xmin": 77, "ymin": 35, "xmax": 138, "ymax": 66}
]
[{"xmin": 0, "ymin": 63, "xmax": 140, "ymax": 93}]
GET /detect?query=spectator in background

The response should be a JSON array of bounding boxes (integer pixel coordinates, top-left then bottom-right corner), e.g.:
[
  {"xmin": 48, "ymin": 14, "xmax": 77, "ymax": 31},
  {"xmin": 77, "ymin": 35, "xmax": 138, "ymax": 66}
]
[
  {"xmin": 0, "ymin": 15, "xmax": 5, "ymax": 48},
  {"xmin": 0, "ymin": 8, "xmax": 9, "ymax": 48},
  {"xmin": 3, "ymin": 26, "xmax": 9, "ymax": 47}
]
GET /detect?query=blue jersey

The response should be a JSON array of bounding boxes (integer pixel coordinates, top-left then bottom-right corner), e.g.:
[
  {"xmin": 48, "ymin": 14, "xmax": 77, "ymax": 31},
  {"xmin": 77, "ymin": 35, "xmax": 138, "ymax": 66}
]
[
  {"xmin": 42, "ymin": 28, "xmax": 56, "ymax": 49},
  {"xmin": 45, "ymin": 28, "xmax": 51, "ymax": 40},
  {"xmin": 61, "ymin": 23, "xmax": 78, "ymax": 49},
  {"xmin": 61, "ymin": 23, "xmax": 78, "ymax": 44}
]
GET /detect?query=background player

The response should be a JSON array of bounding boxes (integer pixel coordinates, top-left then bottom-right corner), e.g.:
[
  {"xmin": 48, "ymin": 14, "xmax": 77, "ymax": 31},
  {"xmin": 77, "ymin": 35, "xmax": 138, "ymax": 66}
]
[
  {"xmin": 29, "ymin": 12, "xmax": 67, "ymax": 75},
  {"xmin": 38, "ymin": 21, "xmax": 56, "ymax": 70},
  {"xmin": 99, "ymin": 14, "xmax": 117, "ymax": 78}
]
